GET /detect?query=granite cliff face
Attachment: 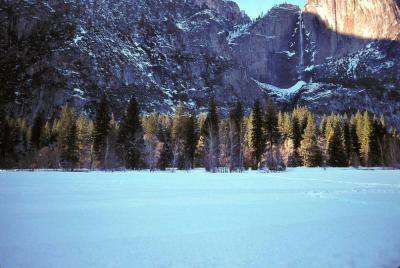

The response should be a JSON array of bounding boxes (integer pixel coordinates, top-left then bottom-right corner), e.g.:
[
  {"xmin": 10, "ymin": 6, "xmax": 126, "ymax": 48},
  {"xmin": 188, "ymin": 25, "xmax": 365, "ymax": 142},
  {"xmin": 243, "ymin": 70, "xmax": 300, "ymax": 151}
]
[
  {"xmin": 1, "ymin": 0, "xmax": 400, "ymax": 126},
  {"xmin": 230, "ymin": 4, "xmax": 302, "ymax": 88},
  {"xmin": 305, "ymin": 0, "xmax": 400, "ymax": 40},
  {"xmin": 304, "ymin": 0, "xmax": 400, "ymax": 63},
  {"xmin": 299, "ymin": 0, "xmax": 400, "ymax": 126}
]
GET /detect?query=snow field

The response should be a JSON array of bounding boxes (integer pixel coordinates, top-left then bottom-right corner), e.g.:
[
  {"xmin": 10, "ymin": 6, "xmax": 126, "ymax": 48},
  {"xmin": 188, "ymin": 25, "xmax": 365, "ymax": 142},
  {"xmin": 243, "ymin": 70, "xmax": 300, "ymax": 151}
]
[{"xmin": 0, "ymin": 168, "xmax": 399, "ymax": 268}]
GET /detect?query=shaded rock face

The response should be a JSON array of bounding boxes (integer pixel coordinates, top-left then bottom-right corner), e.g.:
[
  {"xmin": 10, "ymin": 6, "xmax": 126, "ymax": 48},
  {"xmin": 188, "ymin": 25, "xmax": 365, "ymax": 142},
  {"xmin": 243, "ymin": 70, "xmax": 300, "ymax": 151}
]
[{"xmin": 1, "ymin": 0, "xmax": 400, "ymax": 127}]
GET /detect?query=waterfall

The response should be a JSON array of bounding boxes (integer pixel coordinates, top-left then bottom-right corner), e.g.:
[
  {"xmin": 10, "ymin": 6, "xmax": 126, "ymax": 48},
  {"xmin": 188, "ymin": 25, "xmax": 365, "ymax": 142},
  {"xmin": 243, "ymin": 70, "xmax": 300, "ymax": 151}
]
[{"xmin": 299, "ymin": 11, "xmax": 305, "ymax": 80}]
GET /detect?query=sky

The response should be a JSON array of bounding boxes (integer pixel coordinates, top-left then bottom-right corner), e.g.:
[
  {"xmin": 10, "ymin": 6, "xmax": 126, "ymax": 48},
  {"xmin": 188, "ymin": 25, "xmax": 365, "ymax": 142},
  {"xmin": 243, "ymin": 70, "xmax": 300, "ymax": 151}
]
[{"xmin": 233, "ymin": 0, "xmax": 306, "ymax": 18}]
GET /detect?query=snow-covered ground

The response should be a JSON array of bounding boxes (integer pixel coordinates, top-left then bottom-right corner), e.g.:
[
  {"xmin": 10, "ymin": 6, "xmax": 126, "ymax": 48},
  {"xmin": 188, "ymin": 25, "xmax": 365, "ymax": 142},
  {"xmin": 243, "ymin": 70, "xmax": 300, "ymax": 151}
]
[{"xmin": 1, "ymin": 168, "xmax": 400, "ymax": 268}]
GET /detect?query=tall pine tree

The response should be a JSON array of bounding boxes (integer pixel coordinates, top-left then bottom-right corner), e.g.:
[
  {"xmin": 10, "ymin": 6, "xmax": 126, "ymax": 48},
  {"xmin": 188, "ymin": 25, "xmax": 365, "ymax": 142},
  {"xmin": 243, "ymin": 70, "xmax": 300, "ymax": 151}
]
[
  {"xmin": 184, "ymin": 112, "xmax": 197, "ymax": 169},
  {"xmin": 118, "ymin": 97, "xmax": 144, "ymax": 169},
  {"xmin": 172, "ymin": 101, "xmax": 187, "ymax": 169},
  {"xmin": 61, "ymin": 120, "xmax": 79, "ymax": 170},
  {"xmin": 76, "ymin": 112, "xmax": 89, "ymax": 168},
  {"xmin": 59, "ymin": 104, "xmax": 79, "ymax": 170},
  {"xmin": 93, "ymin": 95, "xmax": 111, "ymax": 169},
  {"xmin": 369, "ymin": 116, "xmax": 385, "ymax": 167},
  {"xmin": 360, "ymin": 111, "xmax": 371, "ymax": 166},
  {"xmin": 319, "ymin": 114, "xmax": 328, "ymax": 138},
  {"xmin": 156, "ymin": 117, "xmax": 173, "ymax": 170},
  {"xmin": 350, "ymin": 115, "xmax": 361, "ymax": 166},
  {"xmin": 31, "ymin": 112, "xmax": 44, "ymax": 150},
  {"xmin": 249, "ymin": 100, "xmax": 265, "ymax": 169},
  {"xmin": 343, "ymin": 116, "xmax": 352, "ymax": 164},
  {"xmin": 0, "ymin": 114, "xmax": 11, "ymax": 167},
  {"xmin": 264, "ymin": 99, "xmax": 279, "ymax": 152},
  {"xmin": 327, "ymin": 120, "xmax": 347, "ymax": 167},
  {"xmin": 291, "ymin": 116, "xmax": 302, "ymax": 151},
  {"xmin": 299, "ymin": 116, "xmax": 321, "ymax": 167},
  {"xmin": 229, "ymin": 101, "xmax": 244, "ymax": 171},
  {"xmin": 203, "ymin": 98, "xmax": 220, "ymax": 172}
]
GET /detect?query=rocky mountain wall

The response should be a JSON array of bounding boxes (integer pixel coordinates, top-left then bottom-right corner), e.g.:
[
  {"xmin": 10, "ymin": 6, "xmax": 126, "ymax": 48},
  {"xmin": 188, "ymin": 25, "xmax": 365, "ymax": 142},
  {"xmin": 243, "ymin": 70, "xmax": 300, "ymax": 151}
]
[
  {"xmin": 1, "ymin": 0, "xmax": 399, "ymax": 127},
  {"xmin": 304, "ymin": 0, "xmax": 400, "ymax": 63}
]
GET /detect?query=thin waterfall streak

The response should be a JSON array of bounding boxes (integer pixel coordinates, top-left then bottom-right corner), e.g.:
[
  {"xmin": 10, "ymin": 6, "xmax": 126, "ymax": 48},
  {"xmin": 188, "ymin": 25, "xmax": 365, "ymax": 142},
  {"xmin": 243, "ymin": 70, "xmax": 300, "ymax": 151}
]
[{"xmin": 299, "ymin": 11, "xmax": 305, "ymax": 80}]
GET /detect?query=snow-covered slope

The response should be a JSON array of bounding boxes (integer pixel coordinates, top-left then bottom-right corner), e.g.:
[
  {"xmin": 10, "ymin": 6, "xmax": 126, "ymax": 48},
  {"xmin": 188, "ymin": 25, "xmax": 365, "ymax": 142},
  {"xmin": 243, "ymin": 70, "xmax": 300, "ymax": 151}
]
[{"xmin": 1, "ymin": 169, "xmax": 400, "ymax": 267}]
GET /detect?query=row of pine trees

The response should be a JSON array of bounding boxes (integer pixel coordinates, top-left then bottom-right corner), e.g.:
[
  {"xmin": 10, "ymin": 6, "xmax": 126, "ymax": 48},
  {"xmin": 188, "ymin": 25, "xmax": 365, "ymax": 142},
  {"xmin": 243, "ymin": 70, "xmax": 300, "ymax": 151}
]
[{"xmin": 1, "ymin": 97, "xmax": 400, "ymax": 171}]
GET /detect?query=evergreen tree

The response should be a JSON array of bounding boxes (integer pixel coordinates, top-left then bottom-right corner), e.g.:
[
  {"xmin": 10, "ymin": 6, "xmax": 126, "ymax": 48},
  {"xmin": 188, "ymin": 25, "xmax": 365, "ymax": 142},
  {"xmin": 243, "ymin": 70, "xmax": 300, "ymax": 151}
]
[
  {"xmin": 87, "ymin": 120, "xmax": 95, "ymax": 169},
  {"xmin": 354, "ymin": 111, "xmax": 363, "ymax": 138},
  {"xmin": 143, "ymin": 113, "xmax": 160, "ymax": 170},
  {"xmin": 343, "ymin": 116, "xmax": 352, "ymax": 164},
  {"xmin": 263, "ymin": 99, "xmax": 282, "ymax": 171},
  {"xmin": 58, "ymin": 104, "xmax": 76, "ymax": 147},
  {"xmin": 293, "ymin": 106, "xmax": 310, "ymax": 134},
  {"xmin": 350, "ymin": 116, "xmax": 361, "ymax": 166},
  {"xmin": 17, "ymin": 118, "xmax": 29, "ymax": 163},
  {"xmin": 40, "ymin": 121, "xmax": 52, "ymax": 147},
  {"xmin": 229, "ymin": 101, "xmax": 244, "ymax": 171},
  {"xmin": 93, "ymin": 96, "xmax": 111, "ymax": 169},
  {"xmin": 386, "ymin": 128, "xmax": 400, "ymax": 167},
  {"xmin": 172, "ymin": 101, "xmax": 187, "ymax": 169},
  {"xmin": 8, "ymin": 118, "xmax": 21, "ymax": 163},
  {"xmin": 327, "ymin": 120, "xmax": 347, "ymax": 167},
  {"xmin": 299, "ymin": 116, "xmax": 321, "ymax": 167},
  {"xmin": 219, "ymin": 120, "xmax": 231, "ymax": 170},
  {"xmin": 194, "ymin": 113, "xmax": 207, "ymax": 168},
  {"xmin": 106, "ymin": 114, "xmax": 119, "ymax": 169},
  {"xmin": 319, "ymin": 114, "xmax": 328, "ymax": 138},
  {"xmin": 291, "ymin": 116, "xmax": 302, "ymax": 150},
  {"xmin": 31, "ymin": 112, "xmax": 44, "ymax": 149},
  {"xmin": 3, "ymin": 120, "xmax": 17, "ymax": 166},
  {"xmin": 61, "ymin": 120, "xmax": 79, "ymax": 170},
  {"xmin": 369, "ymin": 116, "xmax": 385, "ymax": 167},
  {"xmin": 50, "ymin": 119, "xmax": 60, "ymax": 145},
  {"xmin": 58, "ymin": 104, "xmax": 79, "ymax": 170},
  {"xmin": 10, "ymin": 118, "xmax": 28, "ymax": 165},
  {"xmin": 2, "ymin": 95, "xmax": 398, "ymax": 171},
  {"xmin": 290, "ymin": 116, "xmax": 303, "ymax": 167},
  {"xmin": 203, "ymin": 98, "xmax": 220, "ymax": 172},
  {"xmin": 0, "ymin": 114, "xmax": 10, "ymax": 167},
  {"xmin": 264, "ymin": 99, "xmax": 279, "ymax": 152},
  {"xmin": 249, "ymin": 100, "xmax": 265, "ymax": 169},
  {"xmin": 76, "ymin": 112, "xmax": 89, "ymax": 168},
  {"xmin": 184, "ymin": 112, "xmax": 197, "ymax": 169},
  {"xmin": 278, "ymin": 111, "xmax": 284, "ymax": 138},
  {"xmin": 156, "ymin": 118, "xmax": 173, "ymax": 170},
  {"xmin": 280, "ymin": 112, "xmax": 292, "ymax": 141},
  {"xmin": 324, "ymin": 113, "xmax": 337, "ymax": 143},
  {"xmin": 360, "ymin": 111, "xmax": 371, "ymax": 166},
  {"xmin": 117, "ymin": 97, "xmax": 144, "ymax": 169}
]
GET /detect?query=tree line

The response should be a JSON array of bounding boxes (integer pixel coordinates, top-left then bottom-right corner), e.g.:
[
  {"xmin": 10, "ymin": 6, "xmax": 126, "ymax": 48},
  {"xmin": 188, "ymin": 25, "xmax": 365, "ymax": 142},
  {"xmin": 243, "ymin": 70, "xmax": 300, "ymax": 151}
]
[{"xmin": 1, "ymin": 96, "xmax": 399, "ymax": 171}]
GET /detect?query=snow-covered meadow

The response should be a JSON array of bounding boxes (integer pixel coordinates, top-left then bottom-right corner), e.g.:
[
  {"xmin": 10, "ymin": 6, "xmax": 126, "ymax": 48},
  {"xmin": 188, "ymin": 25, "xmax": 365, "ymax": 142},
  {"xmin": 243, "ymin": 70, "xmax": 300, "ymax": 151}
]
[{"xmin": 0, "ymin": 168, "xmax": 400, "ymax": 268}]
